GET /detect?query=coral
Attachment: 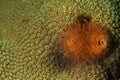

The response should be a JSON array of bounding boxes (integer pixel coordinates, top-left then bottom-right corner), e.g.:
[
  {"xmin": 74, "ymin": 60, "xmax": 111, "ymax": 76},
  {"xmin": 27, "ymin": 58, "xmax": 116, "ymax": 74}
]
[
  {"xmin": 57, "ymin": 21, "xmax": 109, "ymax": 61},
  {"xmin": 0, "ymin": 0, "xmax": 120, "ymax": 80}
]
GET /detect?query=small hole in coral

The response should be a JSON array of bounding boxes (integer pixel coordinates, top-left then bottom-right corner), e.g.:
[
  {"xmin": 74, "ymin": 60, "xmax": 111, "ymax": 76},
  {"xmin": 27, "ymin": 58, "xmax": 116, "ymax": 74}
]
[
  {"xmin": 61, "ymin": 36, "xmax": 64, "ymax": 38},
  {"xmin": 98, "ymin": 40, "xmax": 104, "ymax": 46},
  {"xmin": 71, "ymin": 40, "xmax": 74, "ymax": 42}
]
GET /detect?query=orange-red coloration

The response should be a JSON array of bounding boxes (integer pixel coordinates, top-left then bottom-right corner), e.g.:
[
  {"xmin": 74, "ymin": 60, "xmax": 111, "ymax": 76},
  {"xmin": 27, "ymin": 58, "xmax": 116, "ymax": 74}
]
[{"xmin": 57, "ymin": 21, "xmax": 109, "ymax": 61}]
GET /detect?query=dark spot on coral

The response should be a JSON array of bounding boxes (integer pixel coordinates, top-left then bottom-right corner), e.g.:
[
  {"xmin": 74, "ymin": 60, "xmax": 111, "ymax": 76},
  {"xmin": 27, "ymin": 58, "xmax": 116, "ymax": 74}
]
[
  {"xmin": 77, "ymin": 14, "xmax": 92, "ymax": 22},
  {"xmin": 22, "ymin": 18, "xmax": 29, "ymax": 23},
  {"xmin": 48, "ymin": 43, "xmax": 75, "ymax": 72},
  {"xmin": 104, "ymin": 28, "xmax": 120, "ymax": 80},
  {"xmin": 106, "ymin": 30, "xmax": 119, "ymax": 56},
  {"xmin": 98, "ymin": 40, "xmax": 104, "ymax": 46}
]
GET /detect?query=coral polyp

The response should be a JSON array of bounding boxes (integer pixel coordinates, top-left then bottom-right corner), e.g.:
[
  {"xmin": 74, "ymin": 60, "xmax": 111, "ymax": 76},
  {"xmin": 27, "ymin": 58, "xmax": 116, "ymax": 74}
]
[{"xmin": 57, "ymin": 21, "xmax": 109, "ymax": 61}]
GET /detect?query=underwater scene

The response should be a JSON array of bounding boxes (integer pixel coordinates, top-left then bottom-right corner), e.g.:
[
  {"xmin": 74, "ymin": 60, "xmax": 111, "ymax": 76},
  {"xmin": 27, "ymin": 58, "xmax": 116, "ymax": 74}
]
[{"xmin": 0, "ymin": 0, "xmax": 120, "ymax": 80}]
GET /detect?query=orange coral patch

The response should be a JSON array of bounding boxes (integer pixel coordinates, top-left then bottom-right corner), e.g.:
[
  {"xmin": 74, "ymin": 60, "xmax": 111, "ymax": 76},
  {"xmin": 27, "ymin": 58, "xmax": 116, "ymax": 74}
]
[{"xmin": 57, "ymin": 21, "xmax": 109, "ymax": 61}]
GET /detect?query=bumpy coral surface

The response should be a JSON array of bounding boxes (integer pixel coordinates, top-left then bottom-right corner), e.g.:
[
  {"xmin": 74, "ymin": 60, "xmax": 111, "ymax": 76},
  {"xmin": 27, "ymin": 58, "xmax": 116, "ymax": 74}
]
[{"xmin": 0, "ymin": 0, "xmax": 120, "ymax": 80}]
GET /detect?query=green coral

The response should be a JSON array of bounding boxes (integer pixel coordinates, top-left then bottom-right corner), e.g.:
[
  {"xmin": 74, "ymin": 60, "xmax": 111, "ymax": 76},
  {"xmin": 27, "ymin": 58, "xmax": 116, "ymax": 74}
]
[{"xmin": 0, "ymin": 0, "xmax": 120, "ymax": 80}]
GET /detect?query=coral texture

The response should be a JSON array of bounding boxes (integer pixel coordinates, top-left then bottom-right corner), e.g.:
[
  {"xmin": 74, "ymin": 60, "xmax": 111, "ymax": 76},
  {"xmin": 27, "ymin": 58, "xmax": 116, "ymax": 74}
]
[{"xmin": 0, "ymin": 0, "xmax": 120, "ymax": 80}]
